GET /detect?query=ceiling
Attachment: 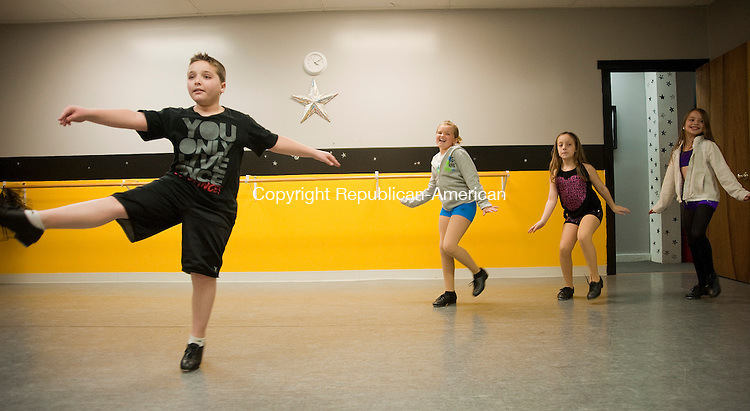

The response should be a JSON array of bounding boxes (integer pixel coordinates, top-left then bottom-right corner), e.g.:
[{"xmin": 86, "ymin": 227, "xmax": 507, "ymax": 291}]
[{"xmin": 0, "ymin": 0, "xmax": 716, "ymax": 24}]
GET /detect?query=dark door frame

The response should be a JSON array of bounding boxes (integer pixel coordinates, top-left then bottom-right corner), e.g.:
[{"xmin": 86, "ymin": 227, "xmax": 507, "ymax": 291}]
[{"xmin": 597, "ymin": 59, "xmax": 708, "ymax": 275}]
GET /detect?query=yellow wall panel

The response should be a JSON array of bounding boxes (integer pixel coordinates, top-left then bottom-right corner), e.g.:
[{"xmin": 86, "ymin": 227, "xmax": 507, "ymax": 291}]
[{"xmin": 0, "ymin": 171, "xmax": 606, "ymax": 274}]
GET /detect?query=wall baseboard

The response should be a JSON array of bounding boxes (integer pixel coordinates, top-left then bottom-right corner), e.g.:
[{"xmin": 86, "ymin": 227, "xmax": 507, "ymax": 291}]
[{"xmin": 0, "ymin": 266, "xmax": 604, "ymax": 284}]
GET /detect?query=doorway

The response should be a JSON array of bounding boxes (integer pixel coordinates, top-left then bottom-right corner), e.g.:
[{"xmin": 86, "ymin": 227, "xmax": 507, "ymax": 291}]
[{"xmin": 598, "ymin": 60, "xmax": 708, "ymax": 275}]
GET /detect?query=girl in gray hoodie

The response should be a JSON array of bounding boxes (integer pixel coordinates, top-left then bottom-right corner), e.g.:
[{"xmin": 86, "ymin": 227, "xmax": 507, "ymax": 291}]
[{"xmin": 401, "ymin": 121, "xmax": 497, "ymax": 307}]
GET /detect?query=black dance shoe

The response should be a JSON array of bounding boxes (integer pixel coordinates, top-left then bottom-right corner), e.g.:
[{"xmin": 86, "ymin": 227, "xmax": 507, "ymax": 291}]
[
  {"xmin": 470, "ymin": 268, "xmax": 488, "ymax": 297},
  {"xmin": 0, "ymin": 204, "xmax": 43, "ymax": 247},
  {"xmin": 557, "ymin": 287, "xmax": 574, "ymax": 301},
  {"xmin": 707, "ymin": 273, "xmax": 721, "ymax": 298},
  {"xmin": 587, "ymin": 278, "xmax": 604, "ymax": 300},
  {"xmin": 433, "ymin": 291, "xmax": 457, "ymax": 307},
  {"xmin": 685, "ymin": 284, "xmax": 708, "ymax": 300},
  {"xmin": 180, "ymin": 343, "xmax": 204, "ymax": 372}
]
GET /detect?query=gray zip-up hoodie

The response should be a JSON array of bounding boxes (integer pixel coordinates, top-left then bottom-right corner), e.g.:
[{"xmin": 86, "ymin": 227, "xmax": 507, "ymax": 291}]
[{"xmin": 401, "ymin": 145, "xmax": 492, "ymax": 211}]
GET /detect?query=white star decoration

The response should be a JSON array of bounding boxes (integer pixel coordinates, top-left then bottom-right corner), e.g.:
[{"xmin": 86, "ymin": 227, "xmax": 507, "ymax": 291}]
[{"xmin": 291, "ymin": 79, "xmax": 338, "ymax": 123}]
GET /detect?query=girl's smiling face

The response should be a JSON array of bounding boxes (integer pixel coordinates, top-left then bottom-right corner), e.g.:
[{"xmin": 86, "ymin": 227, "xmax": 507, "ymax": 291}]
[
  {"xmin": 556, "ymin": 133, "xmax": 577, "ymax": 160},
  {"xmin": 436, "ymin": 123, "xmax": 457, "ymax": 152},
  {"xmin": 683, "ymin": 110, "xmax": 705, "ymax": 138}
]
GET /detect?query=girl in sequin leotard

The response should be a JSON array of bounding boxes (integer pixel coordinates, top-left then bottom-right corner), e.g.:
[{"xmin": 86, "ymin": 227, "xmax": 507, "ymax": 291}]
[
  {"xmin": 556, "ymin": 166, "xmax": 603, "ymax": 225},
  {"xmin": 529, "ymin": 132, "xmax": 631, "ymax": 301}
]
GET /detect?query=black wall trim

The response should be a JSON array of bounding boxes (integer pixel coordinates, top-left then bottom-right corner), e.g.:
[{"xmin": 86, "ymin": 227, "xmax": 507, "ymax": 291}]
[
  {"xmin": 597, "ymin": 59, "xmax": 708, "ymax": 72},
  {"xmin": 1, "ymin": 145, "xmax": 604, "ymax": 181}
]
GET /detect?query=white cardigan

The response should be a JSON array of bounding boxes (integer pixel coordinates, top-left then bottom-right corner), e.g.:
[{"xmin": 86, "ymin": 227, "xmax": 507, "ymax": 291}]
[{"xmin": 652, "ymin": 135, "xmax": 750, "ymax": 213}]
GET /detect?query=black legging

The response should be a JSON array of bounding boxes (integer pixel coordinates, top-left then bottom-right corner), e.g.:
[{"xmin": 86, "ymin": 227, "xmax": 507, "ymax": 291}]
[{"xmin": 681, "ymin": 204, "xmax": 716, "ymax": 285}]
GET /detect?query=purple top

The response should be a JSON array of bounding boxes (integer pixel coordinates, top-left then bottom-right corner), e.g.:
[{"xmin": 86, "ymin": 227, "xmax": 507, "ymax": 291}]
[{"xmin": 679, "ymin": 149, "xmax": 692, "ymax": 168}]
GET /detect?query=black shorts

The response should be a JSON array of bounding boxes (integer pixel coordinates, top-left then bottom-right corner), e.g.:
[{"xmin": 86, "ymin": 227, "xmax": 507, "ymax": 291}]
[
  {"xmin": 564, "ymin": 207, "xmax": 603, "ymax": 226},
  {"xmin": 111, "ymin": 174, "xmax": 235, "ymax": 278}
]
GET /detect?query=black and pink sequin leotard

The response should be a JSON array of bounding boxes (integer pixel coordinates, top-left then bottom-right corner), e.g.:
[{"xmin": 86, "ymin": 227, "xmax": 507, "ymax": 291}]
[{"xmin": 555, "ymin": 166, "xmax": 603, "ymax": 225}]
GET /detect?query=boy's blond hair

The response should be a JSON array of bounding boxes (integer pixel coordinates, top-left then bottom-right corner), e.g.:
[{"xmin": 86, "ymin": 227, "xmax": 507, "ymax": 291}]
[{"xmin": 190, "ymin": 53, "xmax": 226, "ymax": 83}]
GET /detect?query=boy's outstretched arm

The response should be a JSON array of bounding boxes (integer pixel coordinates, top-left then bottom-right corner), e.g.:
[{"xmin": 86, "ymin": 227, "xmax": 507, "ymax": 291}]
[
  {"xmin": 59, "ymin": 106, "xmax": 148, "ymax": 131},
  {"xmin": 269, "ymin": 135, "xmax": 340, "ymax": 167}
]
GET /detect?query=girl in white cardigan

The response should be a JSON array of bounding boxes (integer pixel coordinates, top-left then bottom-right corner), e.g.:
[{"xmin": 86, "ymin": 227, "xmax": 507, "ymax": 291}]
[{"xmin": 650, "ymin": 108, "xmax": 750, "ymax": 300}]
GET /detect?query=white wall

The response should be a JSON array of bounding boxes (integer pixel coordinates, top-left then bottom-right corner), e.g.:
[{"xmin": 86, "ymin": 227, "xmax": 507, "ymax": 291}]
[{"xmin": 0, "ymin": 8, "xmax": 709, "ymax": 158}]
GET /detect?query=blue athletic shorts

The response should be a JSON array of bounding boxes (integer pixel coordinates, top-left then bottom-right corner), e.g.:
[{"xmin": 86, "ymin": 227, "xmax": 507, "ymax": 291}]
[{"xmin": 439, "ymin": 202, "xmax": 477, "ymax": 222}]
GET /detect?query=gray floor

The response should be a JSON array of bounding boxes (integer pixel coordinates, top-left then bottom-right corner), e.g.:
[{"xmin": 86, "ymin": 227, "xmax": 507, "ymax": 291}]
[
  {"xmin": 2, "ymin": 266, "xmax": 750, "ymax": 410},
  {"xmin": 617, "ymin": 261, "xmax": 696, "ymax": 273}
]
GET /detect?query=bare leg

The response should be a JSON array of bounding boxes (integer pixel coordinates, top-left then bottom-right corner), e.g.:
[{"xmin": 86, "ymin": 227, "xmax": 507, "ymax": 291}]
[
  {"xmin": 39, "ymin": 196, "xmax": 128, "ymax": 229},
  {"xmin": 179, "ymin": 273, "xmax": 216, "ymax": 372},
  {"xmin": 440, "ymin": 215, "xmax": 480, "ymax": 291},
  {"xmin": 190, "ymin": 273, "xmax": 217, "ymax": 339},
  {"xmin": 577, "ymin": 215, "xmax": 602, "ymax": 282},
  {"xmin": 438, "ymin": 215, "xmax": 455, "ymax": 292},
  {"xmin": 559, "ymin": 223, "xmax": 578, "ymax": 289}
]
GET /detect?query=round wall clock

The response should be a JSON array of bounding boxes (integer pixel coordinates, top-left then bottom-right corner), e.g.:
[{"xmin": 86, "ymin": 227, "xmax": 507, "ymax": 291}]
[{"xmin": 303, "ymin": 51, "xmax": 327, "ymax": 75}]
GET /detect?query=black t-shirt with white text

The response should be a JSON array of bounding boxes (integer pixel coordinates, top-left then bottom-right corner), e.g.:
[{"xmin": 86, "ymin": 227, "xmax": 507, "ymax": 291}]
[{"xmin": 137, "ymin": 106, "xmax": 279, "ymax": 206}]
